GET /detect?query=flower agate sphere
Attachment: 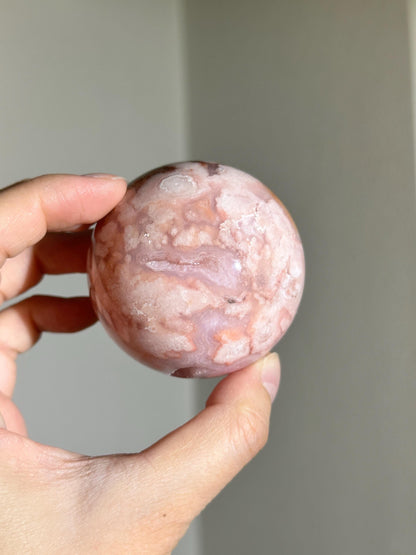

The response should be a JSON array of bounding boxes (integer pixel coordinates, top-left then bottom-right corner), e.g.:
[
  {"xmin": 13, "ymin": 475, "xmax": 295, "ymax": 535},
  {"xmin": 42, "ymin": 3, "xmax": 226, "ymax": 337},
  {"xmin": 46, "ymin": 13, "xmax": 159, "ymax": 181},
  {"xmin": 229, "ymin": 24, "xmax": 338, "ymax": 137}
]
[{"xmin": 88, "ymin": 162, "xmax": 305, "ymax": 378}]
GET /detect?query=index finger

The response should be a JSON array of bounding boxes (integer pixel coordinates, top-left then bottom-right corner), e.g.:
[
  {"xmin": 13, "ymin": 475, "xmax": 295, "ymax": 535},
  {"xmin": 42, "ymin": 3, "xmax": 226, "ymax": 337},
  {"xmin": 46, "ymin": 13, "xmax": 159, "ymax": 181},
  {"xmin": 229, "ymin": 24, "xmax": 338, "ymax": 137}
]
[{"xmin": 0, "ymin": 174, "xmax": 127, "ymax": 265}]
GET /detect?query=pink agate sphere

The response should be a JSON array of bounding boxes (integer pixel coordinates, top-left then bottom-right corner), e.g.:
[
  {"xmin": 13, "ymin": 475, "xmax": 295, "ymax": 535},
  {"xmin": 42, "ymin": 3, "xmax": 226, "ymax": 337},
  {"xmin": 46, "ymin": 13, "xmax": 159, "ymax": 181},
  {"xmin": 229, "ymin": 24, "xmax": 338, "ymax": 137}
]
[{"xmin": 88, "ymin": 162, "xmax": 305, "ymax": 378}]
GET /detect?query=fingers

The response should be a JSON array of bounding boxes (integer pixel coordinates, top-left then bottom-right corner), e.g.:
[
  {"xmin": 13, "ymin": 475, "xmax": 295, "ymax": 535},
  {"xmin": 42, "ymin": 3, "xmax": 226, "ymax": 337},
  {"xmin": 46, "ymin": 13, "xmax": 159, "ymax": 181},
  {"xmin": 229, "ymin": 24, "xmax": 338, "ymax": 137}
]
[
  {"xmin": 0, "ymin": 393, "xmax": 27, "ymax": 435},
  {"xmin": 0, "ymin": 295, "xmax": 96, "ymax": 356},
  {"xmin": 0, "ymin": 174, "xmax": 127, "ymax": 266},
  {"xmin": 0, "ymin": 295, "xmax": 95, "ymax": 398},
  {"xmin": 0, "ymin": 231, "xmax": 92, "ymax": 303},
  {"xmin": 85, "ymin": 354, "xmax": 280, "ymax": 548}
]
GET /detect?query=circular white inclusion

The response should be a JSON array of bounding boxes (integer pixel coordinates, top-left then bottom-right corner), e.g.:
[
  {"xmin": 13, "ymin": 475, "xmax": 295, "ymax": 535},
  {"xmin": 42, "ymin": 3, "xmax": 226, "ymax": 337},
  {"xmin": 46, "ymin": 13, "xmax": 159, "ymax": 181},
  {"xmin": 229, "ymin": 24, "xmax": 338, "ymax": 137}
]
[{"xmin": 159, "ymin": 174, "xmax": 197, "ymax": 195}]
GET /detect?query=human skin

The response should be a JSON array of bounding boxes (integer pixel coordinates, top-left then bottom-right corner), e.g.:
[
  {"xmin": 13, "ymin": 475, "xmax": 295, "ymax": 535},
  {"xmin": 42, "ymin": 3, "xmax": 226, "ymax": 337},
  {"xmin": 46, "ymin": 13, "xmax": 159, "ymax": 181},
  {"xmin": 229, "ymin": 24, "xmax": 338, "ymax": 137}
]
[{"xmin": 0, "ymin": 174, "xmax": 281, "ymax": 554}]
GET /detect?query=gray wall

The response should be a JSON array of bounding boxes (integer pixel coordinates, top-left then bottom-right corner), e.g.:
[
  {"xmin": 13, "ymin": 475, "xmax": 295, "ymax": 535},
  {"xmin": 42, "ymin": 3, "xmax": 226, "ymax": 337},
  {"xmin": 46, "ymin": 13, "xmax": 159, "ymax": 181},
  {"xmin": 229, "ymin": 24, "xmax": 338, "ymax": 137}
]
[
  {"xmin": 1, "ymin": 1, "xmax": 416, "ymax": 554},
  {"xmin": 185, "ymin": 1, "xmax": 416, "ymax": 554}
]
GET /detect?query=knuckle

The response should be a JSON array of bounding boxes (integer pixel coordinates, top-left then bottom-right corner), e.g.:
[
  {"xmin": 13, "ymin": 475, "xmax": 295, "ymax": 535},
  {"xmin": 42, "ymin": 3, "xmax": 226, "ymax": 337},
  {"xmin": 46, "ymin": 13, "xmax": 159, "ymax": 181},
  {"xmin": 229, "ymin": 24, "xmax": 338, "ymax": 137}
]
[{"xmin": 230, "ymin": 403, "xmax": 270, "ymax": 461}]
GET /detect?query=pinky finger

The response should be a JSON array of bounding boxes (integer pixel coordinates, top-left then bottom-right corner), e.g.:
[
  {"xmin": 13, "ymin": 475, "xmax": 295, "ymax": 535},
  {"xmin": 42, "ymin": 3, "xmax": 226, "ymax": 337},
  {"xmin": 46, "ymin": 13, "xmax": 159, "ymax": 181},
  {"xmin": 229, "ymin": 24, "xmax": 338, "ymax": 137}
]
[{"xmin": 0, "ymin": 295, "xmax": 97, "ymax": 356}]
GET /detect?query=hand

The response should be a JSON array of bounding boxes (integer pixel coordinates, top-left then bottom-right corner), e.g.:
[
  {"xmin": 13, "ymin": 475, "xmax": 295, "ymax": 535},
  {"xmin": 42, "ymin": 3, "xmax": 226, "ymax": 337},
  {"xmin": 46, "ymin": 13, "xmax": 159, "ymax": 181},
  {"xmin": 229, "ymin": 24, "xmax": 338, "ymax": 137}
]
[{"xmin": 0, "ymin": 174, "xmax": 280, "ymax": 554}]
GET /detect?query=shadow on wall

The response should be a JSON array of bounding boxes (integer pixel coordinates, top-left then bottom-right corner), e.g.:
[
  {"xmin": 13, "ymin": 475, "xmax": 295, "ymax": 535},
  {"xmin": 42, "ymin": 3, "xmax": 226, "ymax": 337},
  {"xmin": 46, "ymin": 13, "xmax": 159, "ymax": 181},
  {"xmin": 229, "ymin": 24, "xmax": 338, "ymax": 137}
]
[{"xmin": 184, "ymin": 1, "xmax": 416, "ymax": 554}]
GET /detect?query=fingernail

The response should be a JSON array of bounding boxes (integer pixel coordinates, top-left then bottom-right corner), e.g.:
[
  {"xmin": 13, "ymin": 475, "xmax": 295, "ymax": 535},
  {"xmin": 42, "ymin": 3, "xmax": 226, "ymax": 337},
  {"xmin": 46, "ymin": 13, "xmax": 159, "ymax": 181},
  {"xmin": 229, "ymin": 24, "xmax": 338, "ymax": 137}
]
[
  {"xmin": 0, "ymin": 410, "xmax": 7, "ymax": 429},
  {"xmin": 261, "ymin": 352, "xmax": 281, "ymax": 402},
  {"xmin": 83, "ymin": 173, "xmax": 125, "ymax": 180}
]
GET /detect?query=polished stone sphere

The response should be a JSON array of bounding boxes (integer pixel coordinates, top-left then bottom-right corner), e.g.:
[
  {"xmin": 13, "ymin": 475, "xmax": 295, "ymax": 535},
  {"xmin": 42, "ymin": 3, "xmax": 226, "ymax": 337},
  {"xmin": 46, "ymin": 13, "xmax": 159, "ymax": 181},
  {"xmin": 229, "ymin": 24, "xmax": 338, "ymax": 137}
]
[{"xmin": 88, "ymin": 161, "xmax": 305, "ymax": 377}]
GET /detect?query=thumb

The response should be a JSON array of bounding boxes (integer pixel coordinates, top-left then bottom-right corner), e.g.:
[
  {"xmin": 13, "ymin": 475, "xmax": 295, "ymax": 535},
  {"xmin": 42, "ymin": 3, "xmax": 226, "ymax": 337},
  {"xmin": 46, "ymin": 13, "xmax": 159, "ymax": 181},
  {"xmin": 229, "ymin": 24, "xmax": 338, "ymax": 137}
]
[
  {"xmin": 91, "ymin": 352, "xmax": 280, "ymax": 544},
  {"xmin": 144, "ymin": 352, "xmax": 280, "ymax": 519}
]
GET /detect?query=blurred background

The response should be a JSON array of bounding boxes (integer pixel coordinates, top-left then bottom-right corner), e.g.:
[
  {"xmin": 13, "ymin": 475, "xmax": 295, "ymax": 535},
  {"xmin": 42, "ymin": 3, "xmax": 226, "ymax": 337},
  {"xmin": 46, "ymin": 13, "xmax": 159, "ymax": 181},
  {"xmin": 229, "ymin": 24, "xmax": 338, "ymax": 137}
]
[{"xmin": 1, "ymin": 1, "xmax": 416, "ymax": 554}]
